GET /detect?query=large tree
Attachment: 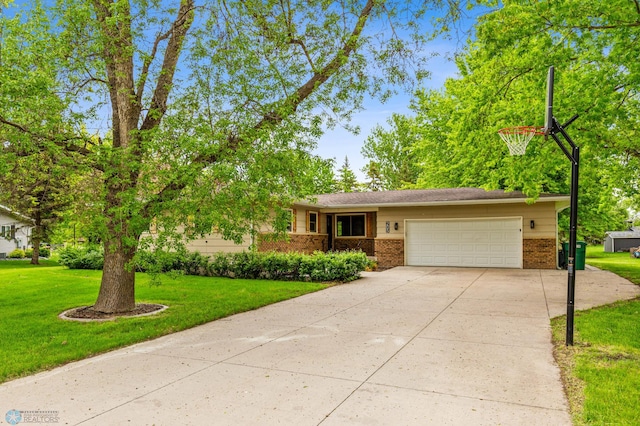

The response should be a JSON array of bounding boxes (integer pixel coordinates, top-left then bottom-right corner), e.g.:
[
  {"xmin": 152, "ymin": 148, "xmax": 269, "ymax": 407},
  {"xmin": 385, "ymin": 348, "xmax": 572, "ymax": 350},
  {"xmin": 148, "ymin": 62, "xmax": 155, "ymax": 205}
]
[
  {"xmin": 0, "ymin": 151, "xmax": 78, "ymax": 264},
  {"xmin": 361, "ymin": 113, "xmax": 420, "ymax": 190},
  {"xmin": 0, "ymin": 0, "xmax": 462, "ymax": 313},
  {"xmin": 387, "ymin": 0, "xmax": 637, "ymax": 240}
]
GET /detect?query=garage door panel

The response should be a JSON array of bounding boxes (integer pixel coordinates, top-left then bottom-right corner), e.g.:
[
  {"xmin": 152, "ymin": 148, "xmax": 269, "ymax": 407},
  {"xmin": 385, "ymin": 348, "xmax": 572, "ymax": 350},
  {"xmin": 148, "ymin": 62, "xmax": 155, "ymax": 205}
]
[{"xmin": 405, "ymin": 218, "xmax": 522, "ymax": 268}]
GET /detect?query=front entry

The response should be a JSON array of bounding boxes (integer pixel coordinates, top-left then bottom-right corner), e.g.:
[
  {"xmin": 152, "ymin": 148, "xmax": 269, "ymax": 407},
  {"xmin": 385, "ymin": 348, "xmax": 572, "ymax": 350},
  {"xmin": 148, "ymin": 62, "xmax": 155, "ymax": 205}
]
[{"xmin": 326, "ymin": 214, "xmax": 333, "ymax": 251}]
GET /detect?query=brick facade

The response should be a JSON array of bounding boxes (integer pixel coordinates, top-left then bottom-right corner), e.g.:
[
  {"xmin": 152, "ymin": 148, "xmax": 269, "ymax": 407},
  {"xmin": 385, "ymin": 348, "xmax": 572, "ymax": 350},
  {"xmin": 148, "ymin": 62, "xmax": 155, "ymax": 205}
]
[
  {"xmin": 258, "ymin": 234, "xmax": 327, "ymax": 254},
  {"xmin": 375, "ymin": 239, "xmax": 404, "ymax": 269},
  {"xmin": 333, "ymin": 238, "xmax": 375, "ymax": 256},
  {"xmin": 523, "ymin": 238, "xmax": 557, "ymax": 269}
]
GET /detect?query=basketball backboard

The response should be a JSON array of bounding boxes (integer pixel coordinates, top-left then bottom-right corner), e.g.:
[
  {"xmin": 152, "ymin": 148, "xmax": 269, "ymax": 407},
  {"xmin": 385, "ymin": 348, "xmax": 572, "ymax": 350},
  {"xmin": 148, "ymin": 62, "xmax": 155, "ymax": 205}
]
[{"xmin": 544, "ymin": 66, "xmax": 554, "ymax": 136}]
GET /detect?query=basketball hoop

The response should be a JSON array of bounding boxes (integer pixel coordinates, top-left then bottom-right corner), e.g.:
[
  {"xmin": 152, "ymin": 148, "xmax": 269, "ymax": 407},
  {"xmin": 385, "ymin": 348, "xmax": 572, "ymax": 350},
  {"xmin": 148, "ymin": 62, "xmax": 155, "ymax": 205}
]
[{"xmin": 498, "ymin": 126, "xmax": 544, "ymax": 156}]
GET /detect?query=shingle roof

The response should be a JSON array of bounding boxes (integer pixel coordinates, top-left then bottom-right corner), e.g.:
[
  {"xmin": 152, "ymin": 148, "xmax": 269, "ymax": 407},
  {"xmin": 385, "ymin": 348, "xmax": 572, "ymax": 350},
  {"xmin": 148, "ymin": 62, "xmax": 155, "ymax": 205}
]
[
  {"xmin": 0, "ymin": 204, "xmax": 32, "ymax": 224},
  {"xmin": 301, "ymin": 188, "xmax": 568, "ymax": 208},
  {"xmin": 606, "ymin": 230, "xmax": 640, "ymax": 239}
]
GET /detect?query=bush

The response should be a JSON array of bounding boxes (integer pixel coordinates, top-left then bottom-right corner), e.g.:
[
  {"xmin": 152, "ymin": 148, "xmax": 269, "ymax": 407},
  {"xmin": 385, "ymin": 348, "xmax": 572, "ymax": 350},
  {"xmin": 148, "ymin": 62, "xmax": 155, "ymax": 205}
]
[
  {"xmin": 206, "ymin": 250, "xmax": 370, "ymax": 282},
  {"xmin": 56, "ymin": 244, "xmax": 371, "ymax": 283},
  {"xmin": 25, "ymin": 247, "xmax": 51, "ymax": 258},
  {"xmin": 8, "ymin": 249, "xmax": 25, "ymax": 259},
  {"xmin": 57, "ymin": 245, "xmax": 104, "ymax": 270}
]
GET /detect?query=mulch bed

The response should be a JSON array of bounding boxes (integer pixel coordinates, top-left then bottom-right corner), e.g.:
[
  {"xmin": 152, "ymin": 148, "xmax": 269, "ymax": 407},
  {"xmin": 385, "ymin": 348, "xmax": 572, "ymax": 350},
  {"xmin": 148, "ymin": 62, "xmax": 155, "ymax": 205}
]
[{"xmin": 63, "ymin": 304, "xmax": 166, "ymax": 320}]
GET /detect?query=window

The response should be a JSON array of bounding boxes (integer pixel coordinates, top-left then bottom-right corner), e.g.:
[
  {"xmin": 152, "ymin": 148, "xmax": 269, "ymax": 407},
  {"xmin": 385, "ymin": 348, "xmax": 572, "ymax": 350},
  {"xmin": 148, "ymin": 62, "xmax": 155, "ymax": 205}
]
[
  {"xmin": 308, "ymin": 211, "xmax": 318, "ymax": 233},
  {"xmin": 336, "ymin": 214, "xmax": 365, "ymax": 237},
  {"xmin": 285, "ymin": 209, "xmax": 296, "ymax": 232},
  {"xmin": 1, "ymin": 225, "xmax": 16, "ymax": 239}
]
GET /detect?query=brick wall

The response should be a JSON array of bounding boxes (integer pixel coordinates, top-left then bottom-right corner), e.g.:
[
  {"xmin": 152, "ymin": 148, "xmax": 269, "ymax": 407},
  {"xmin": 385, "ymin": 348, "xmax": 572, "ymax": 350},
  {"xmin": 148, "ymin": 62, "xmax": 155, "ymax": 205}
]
[
  {"xmin": 523, "ymin": 238, "xmax": 557, "ymax": 269},
  {"xmin": 333, "ymin": 238, "xmax": 375, "ymax": 256},
  {"xmin": 375, "ymin": 239, "xmax": 404, "ymax": 269},
  {"xmin": 258, "ymin": 234, "xmax": 327, "ymax": 254}
]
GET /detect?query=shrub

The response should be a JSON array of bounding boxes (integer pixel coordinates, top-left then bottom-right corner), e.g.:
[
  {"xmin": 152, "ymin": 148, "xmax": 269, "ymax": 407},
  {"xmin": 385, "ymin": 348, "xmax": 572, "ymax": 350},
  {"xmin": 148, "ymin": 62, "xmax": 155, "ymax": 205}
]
[
  {"xmin": 24, "ymin": 247, "xmax": 51, "ymax": 258},
  {"xmin": 208, "ymin": 252, "xmax": 232, "ymax": 277},
  {"xmin": 8, "ymin": 249, "xmax": 26, "ymax": 259},
  {"xmin": 205, "ymin": 250, "xmax": 370, "ymax": 282},
  {"xmin": 57, "ymin": 245, "xmax": 104, "ymax": 270},
  {"xmin": 56, "ymin": 244, "xmax": 370, "ymax": 283}
]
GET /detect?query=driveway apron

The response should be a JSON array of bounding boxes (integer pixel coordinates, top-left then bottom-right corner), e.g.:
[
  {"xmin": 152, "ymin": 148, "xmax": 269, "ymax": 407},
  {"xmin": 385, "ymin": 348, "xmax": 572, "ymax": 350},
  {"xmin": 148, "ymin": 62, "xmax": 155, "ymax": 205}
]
[{"xmin": 1, "ymin": 267, "xmax": 638, "ymax": 425}]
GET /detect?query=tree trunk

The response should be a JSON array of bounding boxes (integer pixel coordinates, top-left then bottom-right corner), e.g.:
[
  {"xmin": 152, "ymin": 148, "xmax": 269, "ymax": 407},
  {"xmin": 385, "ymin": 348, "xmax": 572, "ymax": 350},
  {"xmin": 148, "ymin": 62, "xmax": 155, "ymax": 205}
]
[
  {"xmin": 93, "ymin": 239, "xmax": 136, "ymax": 313},
  {"xmin": 30, "ymin": 235, "xmax": 40, "ymax": 265},
  {"xmin": 30, "ymin": 211, "xmax": 42, "ymax": 265}
]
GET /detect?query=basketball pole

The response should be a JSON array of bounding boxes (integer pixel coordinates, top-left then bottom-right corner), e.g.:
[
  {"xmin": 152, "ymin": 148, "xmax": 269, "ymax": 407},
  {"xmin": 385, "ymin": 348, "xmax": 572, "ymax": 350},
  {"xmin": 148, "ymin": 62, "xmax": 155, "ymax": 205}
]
[{"xmin": 548, "ymin": 114, "xmax": 580, "ymax": 346}]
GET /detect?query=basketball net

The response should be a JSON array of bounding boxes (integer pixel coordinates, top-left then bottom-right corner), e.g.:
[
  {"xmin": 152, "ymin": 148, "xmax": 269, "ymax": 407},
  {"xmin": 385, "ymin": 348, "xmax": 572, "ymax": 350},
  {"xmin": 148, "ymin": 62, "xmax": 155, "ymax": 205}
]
[{"xmin": 498, "ymin": 126, "xmax": 544, "ymax": 156}]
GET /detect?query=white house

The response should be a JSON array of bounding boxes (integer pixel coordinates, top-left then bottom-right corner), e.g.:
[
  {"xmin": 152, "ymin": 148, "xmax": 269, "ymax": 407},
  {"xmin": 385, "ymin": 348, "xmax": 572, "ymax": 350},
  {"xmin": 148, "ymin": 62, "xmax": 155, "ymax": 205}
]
[{"xmin": 0, "ymin": 205, "xmax": 33, "ymax": 257}]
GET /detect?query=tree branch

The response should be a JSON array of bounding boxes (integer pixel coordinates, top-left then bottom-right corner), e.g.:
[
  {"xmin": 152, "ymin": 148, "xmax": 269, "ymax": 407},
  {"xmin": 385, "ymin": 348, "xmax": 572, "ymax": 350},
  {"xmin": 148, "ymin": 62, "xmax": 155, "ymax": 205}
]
[
  {"xmin": 254, "ymin": 0, "xmax": 375, "ymax": 130},
  {"xmin": 140, "ymin": 1, "xmax": 195, "ymax": 131},
  {"xmin": 135, "ymin": 25, "xmax": 174, "ymax": 106},
  {"xmin": 0, "ymin": 114, "xmax": 99, "ymax": 165},
  {"xmin": 141, "ymin": 0, "xmax": 375, "ymax": 221}
]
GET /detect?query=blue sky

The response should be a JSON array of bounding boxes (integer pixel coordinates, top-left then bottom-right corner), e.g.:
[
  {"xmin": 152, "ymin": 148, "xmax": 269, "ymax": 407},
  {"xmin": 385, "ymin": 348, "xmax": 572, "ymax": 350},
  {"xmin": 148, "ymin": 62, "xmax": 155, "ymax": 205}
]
[
  {"xmin": 313, "ymin": 7, "xmax": 485, "ymax": 181},
  {"xmin": 313, "ymin": 40, "xmax": 461, "ymax": 180}
]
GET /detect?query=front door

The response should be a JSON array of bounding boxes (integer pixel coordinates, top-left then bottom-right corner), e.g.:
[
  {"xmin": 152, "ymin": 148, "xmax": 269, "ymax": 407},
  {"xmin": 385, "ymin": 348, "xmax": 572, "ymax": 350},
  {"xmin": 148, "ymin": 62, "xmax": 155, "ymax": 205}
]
[{"xmin": 326, "ymin": 214, "xmax": 333, "ymax": 251}]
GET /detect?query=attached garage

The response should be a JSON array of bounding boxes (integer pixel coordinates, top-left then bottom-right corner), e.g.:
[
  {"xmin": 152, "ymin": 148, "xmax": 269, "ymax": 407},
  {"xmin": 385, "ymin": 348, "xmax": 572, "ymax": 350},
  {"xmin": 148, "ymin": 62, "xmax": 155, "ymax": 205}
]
[{"xmin": 405, "ymin": 218, "xmax": 523, "ymax": 268}]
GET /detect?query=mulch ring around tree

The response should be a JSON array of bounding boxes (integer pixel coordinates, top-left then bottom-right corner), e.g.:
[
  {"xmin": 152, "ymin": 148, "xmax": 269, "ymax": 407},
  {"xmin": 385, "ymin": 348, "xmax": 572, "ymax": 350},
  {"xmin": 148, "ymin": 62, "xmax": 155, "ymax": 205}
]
[{"xmin": 59, "ymin": 304, "xmax": 168, "ymax": 322}]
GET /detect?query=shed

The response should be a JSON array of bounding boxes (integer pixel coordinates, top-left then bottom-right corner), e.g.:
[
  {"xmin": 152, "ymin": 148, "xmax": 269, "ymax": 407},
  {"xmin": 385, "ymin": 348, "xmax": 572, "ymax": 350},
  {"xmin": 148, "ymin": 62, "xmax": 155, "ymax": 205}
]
[{"xmin": 604, "ymin": 229, "xmax": 640, "ymax": 252}]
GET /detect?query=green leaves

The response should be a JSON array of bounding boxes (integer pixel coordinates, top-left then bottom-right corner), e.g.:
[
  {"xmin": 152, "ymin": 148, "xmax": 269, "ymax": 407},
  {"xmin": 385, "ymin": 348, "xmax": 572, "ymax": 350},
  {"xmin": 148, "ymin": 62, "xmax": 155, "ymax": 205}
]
[{"xmin": 372, "ymin": 0, "xmax": 638, "ymax": 240}]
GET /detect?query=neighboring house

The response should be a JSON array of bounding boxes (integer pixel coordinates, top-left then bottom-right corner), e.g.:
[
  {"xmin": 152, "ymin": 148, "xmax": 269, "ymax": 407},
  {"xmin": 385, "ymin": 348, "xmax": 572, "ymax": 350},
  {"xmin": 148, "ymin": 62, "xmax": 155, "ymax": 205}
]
[
  {"xmin": 256, "ymin": 188, "xmax": 569, "ymax": 270},
  {"xmin": 604, "ymin": 228, "xmax": 640, "ymax": 253},
  {"xmin": 0, "ymin": 205, "xmax": 33, "ymax": 257}
]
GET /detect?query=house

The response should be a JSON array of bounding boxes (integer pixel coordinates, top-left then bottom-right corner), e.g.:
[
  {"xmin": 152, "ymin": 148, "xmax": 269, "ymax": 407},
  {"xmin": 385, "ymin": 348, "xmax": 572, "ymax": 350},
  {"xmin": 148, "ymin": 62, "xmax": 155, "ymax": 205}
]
[
  {"xmin": 604, "ymin": 228, "xmax": 640, "ymax": 253},
  {"xmin": 0, "ymin": 205, "xmax": 33, "ymax": 257},
  {"xmin": 256, "ymin": 188, "xmax": 570, "ymax": 269}
]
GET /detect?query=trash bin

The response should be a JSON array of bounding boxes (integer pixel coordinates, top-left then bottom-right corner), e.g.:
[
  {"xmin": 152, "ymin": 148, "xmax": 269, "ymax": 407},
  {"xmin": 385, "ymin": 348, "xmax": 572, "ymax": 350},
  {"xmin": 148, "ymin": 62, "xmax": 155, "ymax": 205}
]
[{"xmin": 562, "ymin": 241, "xmax": 587, "ymax": 270}]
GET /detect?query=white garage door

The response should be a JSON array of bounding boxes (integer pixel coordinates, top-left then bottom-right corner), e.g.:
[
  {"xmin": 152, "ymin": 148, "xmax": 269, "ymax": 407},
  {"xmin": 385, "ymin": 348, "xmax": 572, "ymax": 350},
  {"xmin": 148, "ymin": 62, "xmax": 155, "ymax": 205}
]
[{"xmin": 405, "ymin": 218, "xmax": 522, "ymax": 268}]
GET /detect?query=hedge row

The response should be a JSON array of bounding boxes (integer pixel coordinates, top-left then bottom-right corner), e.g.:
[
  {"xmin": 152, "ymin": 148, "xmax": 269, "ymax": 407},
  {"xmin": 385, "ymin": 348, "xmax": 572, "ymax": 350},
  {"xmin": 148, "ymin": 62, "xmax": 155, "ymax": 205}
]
[
  {"xmin": 56, "ymin": 246, "xmax": 373, "ymax": 283},
  {"xmin": 207, "ymin": 250, "xmax": 372, "ymax": 282}
]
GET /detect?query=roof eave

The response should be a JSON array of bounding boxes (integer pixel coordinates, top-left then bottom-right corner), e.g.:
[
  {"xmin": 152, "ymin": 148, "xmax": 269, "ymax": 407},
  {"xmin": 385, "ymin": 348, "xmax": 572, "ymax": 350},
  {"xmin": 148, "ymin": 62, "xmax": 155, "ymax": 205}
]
[{"xmin": 296, "ymin": 195, "xmax": 570, "ymax": 210}]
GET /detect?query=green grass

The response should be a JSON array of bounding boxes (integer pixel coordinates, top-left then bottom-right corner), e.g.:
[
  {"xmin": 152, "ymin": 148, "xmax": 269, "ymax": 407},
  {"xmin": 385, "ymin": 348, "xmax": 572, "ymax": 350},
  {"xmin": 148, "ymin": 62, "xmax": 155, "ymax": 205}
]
[
  {"xmin": 585, "ymin": 244, "xmax": 640, "ymax": 284},
  {"xmin": 551, "ymin": 245, "xmax": 640, "ymax": 425},
  {"xmin": 0, "ymin": 260, "xmax": 326, "ymax": 384}
]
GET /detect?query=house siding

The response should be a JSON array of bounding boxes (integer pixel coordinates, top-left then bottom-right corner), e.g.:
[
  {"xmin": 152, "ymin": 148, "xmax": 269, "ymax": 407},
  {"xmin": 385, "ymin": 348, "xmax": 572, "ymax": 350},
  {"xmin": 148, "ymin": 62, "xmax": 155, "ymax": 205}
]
[
  {"xmin": 0, "ymin": 211, "xmax": 32, "ymax": 254},
  {"xmin": 185, "ymin": 234, "xmax": 251, "ymax": 255},
  {"xmin": 376, "ymin": 203, "xmax": 558, "ymax": 240}
]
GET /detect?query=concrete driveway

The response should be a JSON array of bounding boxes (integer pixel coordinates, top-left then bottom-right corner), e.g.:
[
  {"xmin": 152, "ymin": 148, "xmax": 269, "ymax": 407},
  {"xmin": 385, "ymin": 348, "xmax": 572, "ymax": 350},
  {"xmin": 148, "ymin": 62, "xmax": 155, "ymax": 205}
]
[{"xmin": 1, "ymin": 267, "xmax": 638, "ymax": 425}]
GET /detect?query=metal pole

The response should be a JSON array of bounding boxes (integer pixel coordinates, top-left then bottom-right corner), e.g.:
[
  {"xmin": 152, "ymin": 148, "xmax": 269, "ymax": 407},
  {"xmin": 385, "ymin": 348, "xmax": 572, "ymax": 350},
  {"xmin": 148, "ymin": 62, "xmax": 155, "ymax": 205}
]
[
  {"xmin": 565, "ymin": 146, "xmax": 579, "ymax": 345},
  {"xmin": 552, "ymin": 120, "xmax": 580, "ymax": 346}
]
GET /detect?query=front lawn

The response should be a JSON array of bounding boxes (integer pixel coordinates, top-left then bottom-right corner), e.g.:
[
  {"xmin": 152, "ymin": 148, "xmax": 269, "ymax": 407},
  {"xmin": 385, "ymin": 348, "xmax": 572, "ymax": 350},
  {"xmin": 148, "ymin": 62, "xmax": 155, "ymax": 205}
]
[
  {"xmin": 551, "ymin": 245, "xmax": 640, "ymax": 425},
  {"xmin": 0, "ymin": 260, "xmax": 326, "ymax": 384},
  {"xmin": 585, "ymin": 244, "xmax": 640, "ymax": 284}
]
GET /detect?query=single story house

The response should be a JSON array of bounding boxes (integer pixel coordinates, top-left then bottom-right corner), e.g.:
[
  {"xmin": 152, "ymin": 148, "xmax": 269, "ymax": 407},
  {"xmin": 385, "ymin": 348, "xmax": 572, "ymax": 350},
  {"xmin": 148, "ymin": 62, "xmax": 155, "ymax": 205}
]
[
  {"xmin": 257, "ymin": 188, "xmax": 569, "ymax": 269},
  {"xmin": 604, "ymin": 229, "xmax": 640, "ymax": 253},
  {"xmin": 0, "ymin": 205, "xmax": 33, "ymax": 257}
]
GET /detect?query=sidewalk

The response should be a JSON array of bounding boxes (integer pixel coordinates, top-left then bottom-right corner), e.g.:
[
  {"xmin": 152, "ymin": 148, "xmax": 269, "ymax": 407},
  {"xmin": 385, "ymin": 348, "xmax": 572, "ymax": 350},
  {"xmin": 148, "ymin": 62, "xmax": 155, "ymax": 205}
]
[{"xmin": 1, "ymin": 267, "xmax": 638, "ymax": 425}]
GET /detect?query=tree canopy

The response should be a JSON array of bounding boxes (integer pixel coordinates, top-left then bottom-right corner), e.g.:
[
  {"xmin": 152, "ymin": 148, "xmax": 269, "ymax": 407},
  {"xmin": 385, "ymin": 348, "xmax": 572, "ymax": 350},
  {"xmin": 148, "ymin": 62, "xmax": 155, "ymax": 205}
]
[
  {"xmin": 0, "ymin": 0, "xmax": 463, "ymax": 312},
  {"xmin": 369, "ymin": 0, "xmax": 638, "ymax": 240}
]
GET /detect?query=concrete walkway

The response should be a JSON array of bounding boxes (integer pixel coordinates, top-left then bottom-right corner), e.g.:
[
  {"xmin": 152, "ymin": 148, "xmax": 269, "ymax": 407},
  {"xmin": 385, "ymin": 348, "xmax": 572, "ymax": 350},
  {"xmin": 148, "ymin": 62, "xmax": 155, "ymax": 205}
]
[{"xmin": 1, "ymin": 268, "xmax": 638, "ymax": 425}]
